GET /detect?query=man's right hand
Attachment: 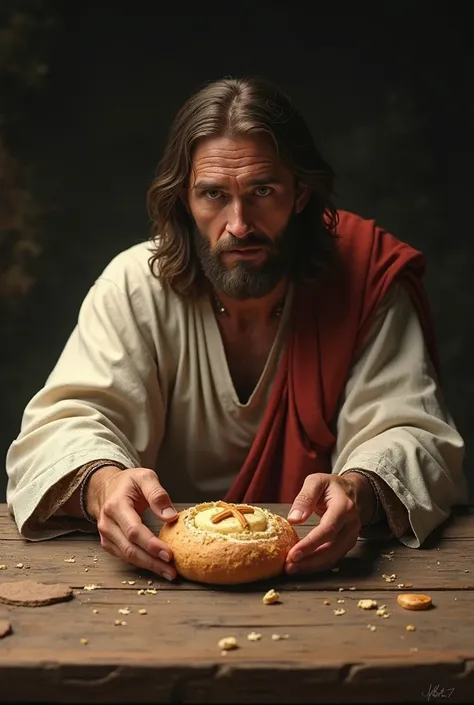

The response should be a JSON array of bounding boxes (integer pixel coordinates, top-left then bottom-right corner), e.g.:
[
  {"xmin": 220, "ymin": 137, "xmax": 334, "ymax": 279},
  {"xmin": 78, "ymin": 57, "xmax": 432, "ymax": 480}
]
[{"xmin": 86, "ymin": 466, "xmax": 178, "ymax": 581}]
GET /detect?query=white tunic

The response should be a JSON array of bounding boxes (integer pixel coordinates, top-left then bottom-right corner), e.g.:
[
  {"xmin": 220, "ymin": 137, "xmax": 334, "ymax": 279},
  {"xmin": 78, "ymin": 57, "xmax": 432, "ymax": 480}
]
[{"xmin": 6, "ymin": 241, "xmax": 467, "ymax": 546}]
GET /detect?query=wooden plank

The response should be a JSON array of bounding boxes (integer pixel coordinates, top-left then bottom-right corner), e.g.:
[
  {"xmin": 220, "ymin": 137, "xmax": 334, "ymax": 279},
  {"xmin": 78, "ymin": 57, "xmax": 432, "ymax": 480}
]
[
  {"xmin": 2, "ymin": 585, "xmax": 474, "ymax": 658},
  {"xmin": 0, "ymin": 589, "xmax": 473, "ymax": 703},
  {"xmin": 1, "ymin": 504, "xmax": 474, "ymax": 540},
  {"xmin": 1, "ymin": 533, "xmax": 473, "ymax": 592},
  {"xmin": 1, "ymin": 660, "xmax": 472, "ymax": 704}
]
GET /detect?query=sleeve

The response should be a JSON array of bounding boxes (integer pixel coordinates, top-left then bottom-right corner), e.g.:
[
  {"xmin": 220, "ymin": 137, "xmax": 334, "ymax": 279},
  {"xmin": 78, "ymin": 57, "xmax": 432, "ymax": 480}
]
[
  {"xmin": 331, "ymin": 284, "xmax": 468, "ymax": 548},
  {"xmin": 5, "ymin": 262, "xmax": 166, "ymax": 541}
]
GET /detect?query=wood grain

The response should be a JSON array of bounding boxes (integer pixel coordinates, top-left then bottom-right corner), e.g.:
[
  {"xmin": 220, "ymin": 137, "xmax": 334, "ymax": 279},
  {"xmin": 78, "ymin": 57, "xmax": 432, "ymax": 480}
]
[{"xmin": 1, "ymin": 503, "xmax": 473, "ymax": 703}]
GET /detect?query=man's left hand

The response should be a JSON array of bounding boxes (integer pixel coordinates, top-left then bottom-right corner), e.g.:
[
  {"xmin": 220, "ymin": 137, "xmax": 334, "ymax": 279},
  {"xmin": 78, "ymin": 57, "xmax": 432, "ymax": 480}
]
[{"xmin": 285, "ymin": 472, "xmax": 376, "ymax": 575}]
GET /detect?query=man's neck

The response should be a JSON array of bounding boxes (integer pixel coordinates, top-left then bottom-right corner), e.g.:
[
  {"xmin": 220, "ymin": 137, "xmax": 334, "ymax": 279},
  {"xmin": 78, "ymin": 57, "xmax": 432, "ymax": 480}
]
[{"xmin": 213, "ymin": 278, "xmax": 289, "ymax": 326}]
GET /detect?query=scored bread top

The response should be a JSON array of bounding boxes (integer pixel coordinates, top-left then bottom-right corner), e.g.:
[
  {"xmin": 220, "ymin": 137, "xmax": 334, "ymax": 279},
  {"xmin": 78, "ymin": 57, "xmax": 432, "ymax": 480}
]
[{"xmin": 183, "ymin": 502, "xmax": 282, "ymax": 543}]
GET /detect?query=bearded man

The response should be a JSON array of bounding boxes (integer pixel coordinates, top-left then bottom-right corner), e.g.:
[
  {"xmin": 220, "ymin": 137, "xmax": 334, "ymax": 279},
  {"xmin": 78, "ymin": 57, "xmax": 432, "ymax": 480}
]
[{"xmin": 6, "ymin": 76, "xmax": 467, "ymax": 581}]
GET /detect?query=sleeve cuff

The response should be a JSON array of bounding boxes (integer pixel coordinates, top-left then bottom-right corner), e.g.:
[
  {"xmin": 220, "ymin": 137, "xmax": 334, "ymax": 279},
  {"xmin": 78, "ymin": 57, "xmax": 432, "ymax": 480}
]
[{"xmin": 339, "ymin": 457, "xmax": 411, "ymax": 541}]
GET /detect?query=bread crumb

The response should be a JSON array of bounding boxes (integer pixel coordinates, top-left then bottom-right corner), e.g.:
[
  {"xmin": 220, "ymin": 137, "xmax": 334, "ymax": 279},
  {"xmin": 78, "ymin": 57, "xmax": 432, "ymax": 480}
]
[
  {"xmin": 333, "ymin": 608, "xmax": 345, "ymax": 616},
  {"xmin": 137, "ymin": 589, "xmax": 146, "ymax": 595},
  {"xmin": 397, "ymin": 593, "xmax": 432, "ymax": 611},
  {"xmin": 0, "ymin": 565, "xmax": 6, "ymax": 570},
  {"xmin": 358, "ymin": 599, "xmax": 378, "ymax": 610},
  {"xmin": 338, "ymin": 587, "xmax": 344, "ymax": 592},
  {"xmin": 80, "ymin": 638, "xmax": 88, "ymax": 645},
  {"xmin": 406, "ymin": 624, "xmax": 416, "ymax": 631},
  {"xmin": 410, "ymin": 647, "xmax": 419, "ymax": 652},
  {"xmin": 323, "ymin": 599, "xmax": 330, "ymax": 605},
  {"xmin": 128, "ymin": 580, "xmax": 136, "ymax": 585},
  {"xmin": 262, "ymin": 589, "xmax": 280, "ymax": 605},
  {"xmin": 349, "ymin": 586, "xmax": 356, "ymax": 591},
  {"xmin": 397, "ymin": 583, "xmax": 405, "ymax": 588},
  {"xmin": 138, "ymin": 609, "xmax": 147, "ymax": 615},
  {"xmin": 16, "ymin": 563, "xmax": 24, "ymax": 569},
  {"xmin": 382, "ymin": 573, "xmax": 396, "ymax": 582},
  {"xmin": 368, "ymin": 625, "xmax": 377, "ymax": 632},
  {"xmin": 247, "ymin": 632, "xmax": 262, "ymax": 641},
  {"xmin": 147, "ymin": 580, "xmax": 154, "ymax": 585},
  {"xmin": 84, "ymin": 568, "xmax": 89, "ymax": 572},
  {"xmin": 218, "ymin": 637, "xmax": 238, "ymax": 650},
  {"xmin": 121, "ymin": 580, "xmax": 127, "ymax": 584},
  {"xmin": 271, "ymin": 633, "xmax": 282, "ymax": 640},
  {"xmin": 330, "ymin": 567, "xmax": 339, "ymax": 572},
  {"xmin": 336, "ymin": 599, "xmax": 345, "ymax": 604},
  {"xmin": 118, "ymin": 608, "xmax": 131, "ymax": 615},
  {"xmin": 376, "ymin": 608, "xmax": 390, "ymax": 618},
  {"xmin": 64, "ymin": 558, "xmax": 76, "ymax": 563},
  {"xmin": 146, "ymin": 588, "xmax": 157, "ymax": 595},
  {"xmin": 83, "ymin": 584, "xmax": 100, "ymax": 591}
]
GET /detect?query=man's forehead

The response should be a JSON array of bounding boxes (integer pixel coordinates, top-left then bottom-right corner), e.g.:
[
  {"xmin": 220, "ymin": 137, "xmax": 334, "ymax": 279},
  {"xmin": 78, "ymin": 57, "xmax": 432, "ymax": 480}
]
[
  {"xmin": 193, "ymin": 135, "xmax": 278, "ymax": 163},
  {"xmin": 189, "ymin": 135, "xmax": 286, "ymax": 183}
]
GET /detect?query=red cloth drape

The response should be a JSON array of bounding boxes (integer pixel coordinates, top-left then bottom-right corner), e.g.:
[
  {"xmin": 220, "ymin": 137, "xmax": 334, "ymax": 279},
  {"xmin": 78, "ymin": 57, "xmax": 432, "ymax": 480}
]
[{"xmin": 224, "ymin": 210, "xmax": 439, "ymax": 503}]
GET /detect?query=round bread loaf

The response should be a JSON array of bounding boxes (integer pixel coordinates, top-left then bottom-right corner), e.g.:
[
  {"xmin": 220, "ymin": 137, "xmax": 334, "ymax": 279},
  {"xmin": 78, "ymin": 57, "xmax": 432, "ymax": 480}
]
[{"xmin": 159, "ymin": 501, "xmax": 299, "ymax": 585}]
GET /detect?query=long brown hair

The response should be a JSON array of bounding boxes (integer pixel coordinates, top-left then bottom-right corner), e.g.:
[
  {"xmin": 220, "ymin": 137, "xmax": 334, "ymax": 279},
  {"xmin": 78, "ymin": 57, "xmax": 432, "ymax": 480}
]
[{"xmin": 147, "ymin": 76, "xmax": 338, "ymax": 297}]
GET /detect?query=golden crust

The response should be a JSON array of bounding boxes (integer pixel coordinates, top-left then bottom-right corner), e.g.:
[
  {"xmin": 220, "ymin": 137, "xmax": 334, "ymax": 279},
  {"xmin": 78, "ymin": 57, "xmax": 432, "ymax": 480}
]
[{"xmin": 159, "ymin": 502, "xmax": 299, "ymax": 585}]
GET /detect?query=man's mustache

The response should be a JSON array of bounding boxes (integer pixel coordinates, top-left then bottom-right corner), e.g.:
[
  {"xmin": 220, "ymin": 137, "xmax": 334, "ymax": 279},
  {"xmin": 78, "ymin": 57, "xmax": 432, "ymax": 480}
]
[{"xmin": 212, "ymin": 233, "xmax": 274, "ymax": 254}]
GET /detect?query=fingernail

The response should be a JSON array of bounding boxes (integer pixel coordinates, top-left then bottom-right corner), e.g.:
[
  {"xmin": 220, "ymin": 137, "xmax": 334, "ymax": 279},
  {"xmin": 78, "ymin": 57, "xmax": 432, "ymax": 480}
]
[
  {"xmin": 162, "ymin": 507, "xmax": 178, "ymax": 519},
  {"xmin": 286, "ymin": 563, "xmax": 298, "ymax": 574},
  {"xmin": 158, "ymin": 550, "xmax": 171, "ymax": 562},
  {"xmin": 288, "ymin": 509, "xmax": 303, "ymax": 521},
  {"xmin": 292, "ymin": 550, "xmax": 304, "ymax": 562},
  {"xmin": 161, "ymin": 571, "xmax": 174, "ymax": 582}
]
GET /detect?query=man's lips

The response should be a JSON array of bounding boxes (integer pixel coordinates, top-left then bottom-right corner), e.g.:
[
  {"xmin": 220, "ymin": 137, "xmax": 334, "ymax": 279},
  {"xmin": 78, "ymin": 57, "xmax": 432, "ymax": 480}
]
[
  {"xmin": 221, "ymin": 247, "xmax": 268, "ymax": 259},
  {"xmin": 228, "ymin": 247, "xmax": 263, "ymax": 252}
]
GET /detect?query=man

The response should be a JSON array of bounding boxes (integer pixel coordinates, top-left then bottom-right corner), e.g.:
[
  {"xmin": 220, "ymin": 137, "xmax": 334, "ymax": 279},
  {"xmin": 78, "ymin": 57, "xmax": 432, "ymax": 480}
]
[{"xmin": 6, "ymin": 77, "xmax": 467, "ymax": 583}]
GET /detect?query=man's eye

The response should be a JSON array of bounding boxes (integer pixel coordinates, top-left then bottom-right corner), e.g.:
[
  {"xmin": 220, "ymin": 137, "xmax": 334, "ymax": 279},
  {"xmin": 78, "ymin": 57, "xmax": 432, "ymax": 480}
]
[
  {"xmin": 254, "ymin": 186, "xmax": 273, "ymax": 196},
  {"xmin": 204, "ymin": 190, "xmax": 222, "ymax": 200}
]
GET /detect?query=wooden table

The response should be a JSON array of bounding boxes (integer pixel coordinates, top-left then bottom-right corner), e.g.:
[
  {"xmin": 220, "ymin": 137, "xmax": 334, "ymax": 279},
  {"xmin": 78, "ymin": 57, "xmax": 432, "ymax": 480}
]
[{"xmin": 1, "ymin": 503, "xmax": 473, "ymax": 703}]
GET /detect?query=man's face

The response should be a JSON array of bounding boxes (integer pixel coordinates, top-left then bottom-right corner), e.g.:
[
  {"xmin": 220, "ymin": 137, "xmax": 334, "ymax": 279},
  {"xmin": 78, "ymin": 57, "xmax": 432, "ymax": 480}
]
[{"xmin": 184, "ymin": 134, "xmax": 309, "ymax": 299}]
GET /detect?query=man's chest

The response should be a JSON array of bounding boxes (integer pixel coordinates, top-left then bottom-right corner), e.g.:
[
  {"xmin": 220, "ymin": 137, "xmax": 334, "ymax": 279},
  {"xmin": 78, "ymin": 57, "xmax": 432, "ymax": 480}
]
[{"xmin": 219, "ymin": 326, "xmax": 278, "ymax": 404}]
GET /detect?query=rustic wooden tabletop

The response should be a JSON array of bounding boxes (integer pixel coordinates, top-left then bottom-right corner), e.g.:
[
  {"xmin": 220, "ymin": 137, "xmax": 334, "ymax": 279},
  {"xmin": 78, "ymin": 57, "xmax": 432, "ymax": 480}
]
[{"xmin": 0, "ymin": 503, "xmax": 473, "ymax": 704}]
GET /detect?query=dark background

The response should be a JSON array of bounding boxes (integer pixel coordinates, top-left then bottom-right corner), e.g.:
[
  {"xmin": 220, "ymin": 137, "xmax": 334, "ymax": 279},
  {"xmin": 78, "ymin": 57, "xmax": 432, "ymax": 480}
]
[{"xmin": 1, "ymin": 2, "xmax": 473, "ymax": 501}]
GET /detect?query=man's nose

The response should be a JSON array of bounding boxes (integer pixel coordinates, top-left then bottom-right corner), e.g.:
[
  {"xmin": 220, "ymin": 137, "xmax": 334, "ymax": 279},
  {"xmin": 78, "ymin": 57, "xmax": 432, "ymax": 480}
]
[{"xmin": 226, "ymin": 200, "xmax": 253, "ymax": 238}]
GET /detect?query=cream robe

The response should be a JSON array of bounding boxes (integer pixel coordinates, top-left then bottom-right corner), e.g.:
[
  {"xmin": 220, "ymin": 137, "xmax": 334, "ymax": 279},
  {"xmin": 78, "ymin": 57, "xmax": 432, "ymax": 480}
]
[{"xmin": 5, "ymin": 242, "xmax": 467, "ymax": 546}]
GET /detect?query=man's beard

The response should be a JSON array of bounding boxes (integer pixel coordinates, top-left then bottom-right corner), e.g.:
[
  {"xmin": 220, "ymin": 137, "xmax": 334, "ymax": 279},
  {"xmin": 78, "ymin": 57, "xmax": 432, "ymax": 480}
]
[{"xmin": 192, "ymin": 212, "xmax": 299, "ymax": 300}]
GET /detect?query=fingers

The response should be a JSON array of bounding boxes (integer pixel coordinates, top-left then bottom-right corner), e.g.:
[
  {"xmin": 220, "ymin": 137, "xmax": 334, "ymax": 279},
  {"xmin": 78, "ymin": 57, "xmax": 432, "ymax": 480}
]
[
  {"xmin": 286, "ymin": 491, "xmax": 356, "ymax": 563},
  {"xmin": 96, "ymin": 467, "xmax": 179, "ymax": 580},
  {"xmin": 287, "ymin": 504, "xmax": 351, "ymax": 562},
  {"xmin": 287, "ymin": 474, "xmax": 329, "ymax": 523},
  {"xmin": 286, "ymin": 521, "xmax": 359, "ymax": 575},
  {"xmin": 136, "ymin": 468, "xmax": 178, "ymax": 522},
  {"xmin": 101, "ymin": 496, "xmax": 172, "ymax": 561},
  {"xmin": 99, "ymin": 517, "xmax": 177, "ymax": 581}
]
